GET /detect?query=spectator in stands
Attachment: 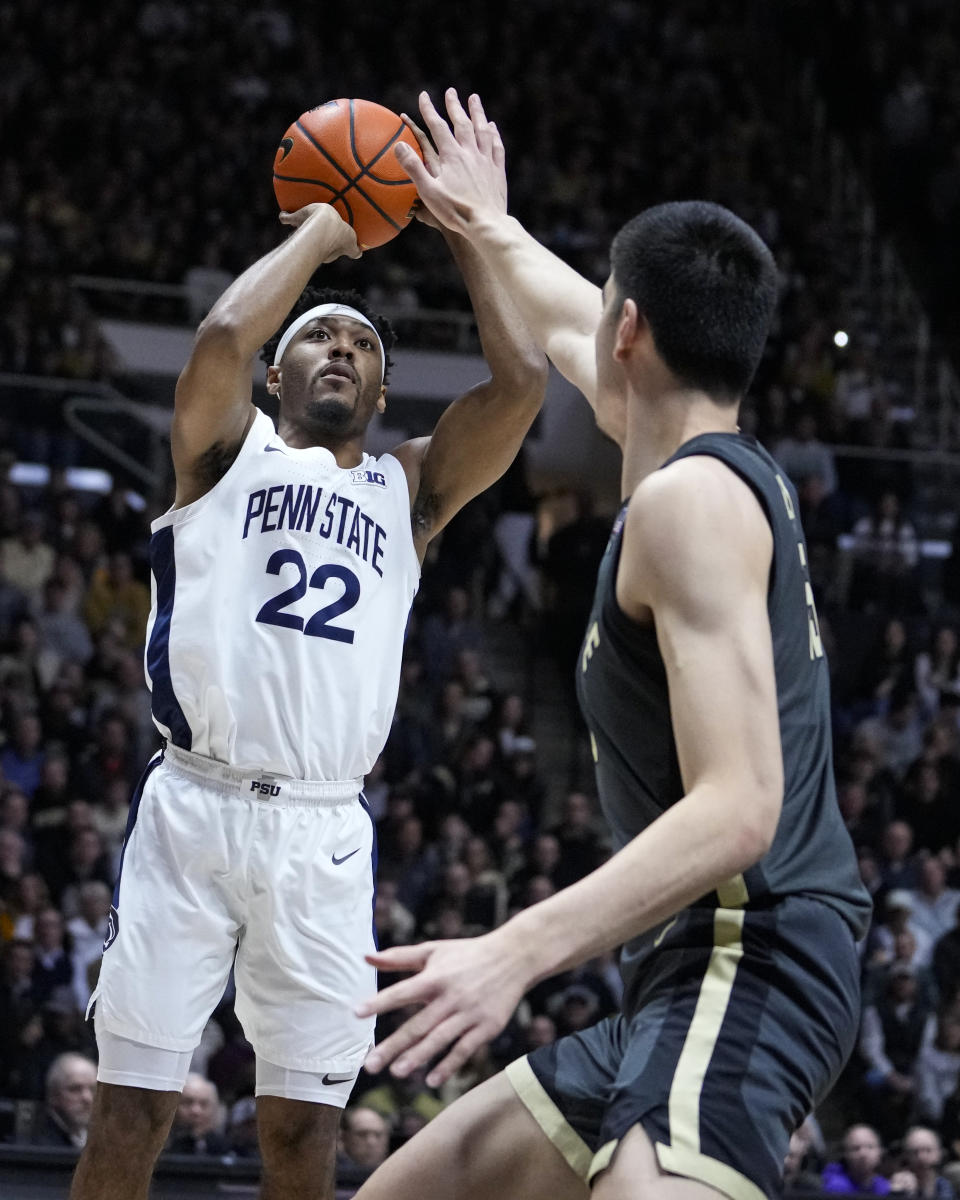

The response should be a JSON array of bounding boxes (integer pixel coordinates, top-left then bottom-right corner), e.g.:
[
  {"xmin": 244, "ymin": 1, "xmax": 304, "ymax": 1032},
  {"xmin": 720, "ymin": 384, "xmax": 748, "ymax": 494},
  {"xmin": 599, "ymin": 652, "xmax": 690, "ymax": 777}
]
[
  {"xmin": 461, "ymin": 835, "xmax": 508, "ymax": 930},
  {"xmin": 839, "ymin": 777, "xmax": 886, "ymax": 850},
  {"xmin": 0, "ymin": 511, "xmax": 55, "ymax": 603},
  {"xmin": 82, "ymin": 551, "xmax": 150, "ymax": 648},
  {"xmin": 455, "ymin": 735, "xmax": 505, "ymax": 835},
  {"xmin": 856, "ymin": 689, "xmax": 926, "ymax": 781},
  {"xmin": 167, "ymin": 1073, "xmax": 229, "ymax": 1155},
  {"xmin": 32, "ymin": 906, "xmax": 73, "ymax": 1004},
  {"xmin": 72, "ymin": 710, "xmax": 137, "ymax": 802},
  {"xmin": 855, "ymin": 618, "xmax": 914, "ymax": 719},
  {"xmin": 339, "ymin": 1105, "xmax": 390, "ymax": 1176},
  {"xmin": 66, "ymin": 880, "xmax": 110, "ymax": 1012},
  {"xmin": 879, "ymin": 820, "xmax": 923, "ymax": 894},
  {"xmin": 500, "ymin": 736, "xmax": 547, "ymax": 821},
  {"xmin": 489, "ymin": 798, "xmax": 529, "ymax": 884},
  {"xmin": 7, "ymin": 872, "xmax": 50, "ymax": 942},
  {"xmin": 453, "ymin": 647, "xmax": 499, "ymax": 727},
  {"xmin": 860, "ymin": 963, "xmax": 932, "ymax": 1133},
  {"xmin": 901, "ymin": 1126, "xmax": 956, "ymax": 1200},
  {"xmin": 550, "ymin": 790, "xmax": 606, "ymax": 888},
  {"xmin": 896, "ymin": 763, "xmax": 959, "ymax": 857},
  {"xmin": 53, "ymin": 826, "xmax": 114, "ymax": 918},
  {"xmin": 912, "ymin": 859, "xmax": 960, "ymax": 948},
  {"xmin": 848, "ymin": 490, "xmax": 921, "ymax": 615},
  {"xmin": 0, "ymin": 938, "xmax": 41, "ymax": 1094},
  {"xmin": 773, "ymin": 407, "xmax": 838, "ymax": 496},
  {"xmin": 916, "ymin": 1010, "xmax": 960, "ymax": 1127},
  {"xmin": 382, "ymin": 815, "xmax": 438, "ymax": 919},
  {"xmin": 863, "ymin": 928, "xmax": 937, "ymax": 1009},
  {"xmin": 372, "ymin": 876, "xmax": 415, "ymax": 954},
  {"xmin": 419, "ymin": 585, "xmax": 484, "ymax": 686},
  {"xmin": 36, "ymin": 577, "xmax": 93, "ymax": 670},
  {"xmin": 915, "ymin": 626, "xmax": 960, "ymax": 720},
  {"xmin": 1, "ymin": 713, "xmax": 46, "ymax": 798},
  {"xmin": 822, "ymin": 1124, "xmax": 891, "ymax": 1194},
  {"xmin": 25, "ymin": 1051, "xmax": 97, "ymax": 1148},
  {"xmin": 18, "ymin": 985, "xmax": 96, "ymax": 1102},
  {"xmin": 870, "ymin": 890, "xmax": 934, "ymax": 969}
]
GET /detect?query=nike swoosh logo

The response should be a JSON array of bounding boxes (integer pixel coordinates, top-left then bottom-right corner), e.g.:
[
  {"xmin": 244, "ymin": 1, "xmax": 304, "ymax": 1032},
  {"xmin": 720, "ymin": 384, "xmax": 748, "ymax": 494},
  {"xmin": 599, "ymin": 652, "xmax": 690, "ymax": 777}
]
[
  {"xmin": 279, "ymin": 137, "xmax": 294, "ymax": 161},
  {"xmin": 332, "ymin": 848, "xmax": 361, "ymax": 866},
  {"xmin": 321, "ymin": 1071, "xmax": 355, "ymax": 1085},
  {"xmin": 264, "ymin": 444, "xmax": 286, "ymax": 454},
  {"xmin": 653, "ymin": 915, "xmax": 679, "ymax": 948}
]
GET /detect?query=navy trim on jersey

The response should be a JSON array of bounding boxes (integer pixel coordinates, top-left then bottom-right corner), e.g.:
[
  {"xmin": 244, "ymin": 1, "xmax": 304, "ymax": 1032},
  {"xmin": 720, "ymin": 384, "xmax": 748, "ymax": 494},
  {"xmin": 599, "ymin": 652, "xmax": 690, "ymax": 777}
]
[
  {"xmin": 147, "ymin": 525, "xmax": 193, "ymax": 749},
  {"xmin": 104, "ymin": 751, "xmax": 164, "ymax": 952},
  {"xmin": 359, "ymin": 793, "xmax": 379, "ymax": 949}
]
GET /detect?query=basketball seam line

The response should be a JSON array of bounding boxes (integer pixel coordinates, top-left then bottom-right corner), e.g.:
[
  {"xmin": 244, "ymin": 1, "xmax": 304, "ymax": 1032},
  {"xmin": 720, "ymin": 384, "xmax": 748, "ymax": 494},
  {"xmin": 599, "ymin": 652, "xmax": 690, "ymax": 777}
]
[
  {"xmin": 274, "ymin": 169, "xmax": 401, "ymax": 232},
  {"xmin": 286, "ymin": 110, "xmax": 406, "ymax": 231},
  {"xmin": 348, "ymin": 99, "xmax": 411, "ymax": 182}
]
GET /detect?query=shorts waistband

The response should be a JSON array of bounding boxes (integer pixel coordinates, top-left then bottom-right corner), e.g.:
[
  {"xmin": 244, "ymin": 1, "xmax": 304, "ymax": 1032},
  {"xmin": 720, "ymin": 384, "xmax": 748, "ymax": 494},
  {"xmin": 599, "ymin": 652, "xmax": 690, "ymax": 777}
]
[{"xmin": 162, "ymin": 744, "xmax": 362, "ymax": 807}]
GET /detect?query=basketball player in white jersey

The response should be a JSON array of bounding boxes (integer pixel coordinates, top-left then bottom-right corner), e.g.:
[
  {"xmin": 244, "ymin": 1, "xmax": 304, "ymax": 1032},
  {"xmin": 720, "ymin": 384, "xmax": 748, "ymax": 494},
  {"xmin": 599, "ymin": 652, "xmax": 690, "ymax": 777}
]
[{"xmin": 70, "ymin": 108, "xmax": 546, "ymax": 1200}]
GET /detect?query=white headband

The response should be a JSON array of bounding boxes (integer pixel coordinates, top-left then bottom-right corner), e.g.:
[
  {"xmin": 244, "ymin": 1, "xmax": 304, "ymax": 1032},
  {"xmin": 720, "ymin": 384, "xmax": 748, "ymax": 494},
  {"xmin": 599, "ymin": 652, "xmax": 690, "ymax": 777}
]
[{"xmin": 273, "ymin": 303, "xmax": 385, "ymax": 383}]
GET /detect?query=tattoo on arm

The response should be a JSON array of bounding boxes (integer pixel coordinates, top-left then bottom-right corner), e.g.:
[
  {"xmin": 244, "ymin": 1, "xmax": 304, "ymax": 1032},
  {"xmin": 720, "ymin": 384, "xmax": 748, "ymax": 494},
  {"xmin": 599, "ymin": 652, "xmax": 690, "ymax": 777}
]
[
  {"xmin": 411, "ymin": 489, "xmax": 443, "ymax": 541},
  {"xmin": 193, "ymin": 440, "xmax": 242, "ymax": 489}
]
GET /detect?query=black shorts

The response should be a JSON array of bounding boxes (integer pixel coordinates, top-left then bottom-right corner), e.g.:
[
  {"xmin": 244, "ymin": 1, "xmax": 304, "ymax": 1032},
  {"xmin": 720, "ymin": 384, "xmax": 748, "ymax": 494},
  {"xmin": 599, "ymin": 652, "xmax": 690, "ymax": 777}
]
[{"xmin": 505, "ymin": 896, "xmax": 860, "ymax": 1200}]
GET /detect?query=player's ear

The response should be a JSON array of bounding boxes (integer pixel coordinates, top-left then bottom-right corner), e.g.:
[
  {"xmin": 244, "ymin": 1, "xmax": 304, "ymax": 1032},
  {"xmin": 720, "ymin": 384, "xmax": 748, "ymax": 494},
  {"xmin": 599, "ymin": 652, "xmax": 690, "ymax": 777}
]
[
  {"xmin": 613, "ymin": 299, "xmax": 640, "ymax": 363},
  {"xmin": 376, "ymin": 386, "xmax": 387, "ymax": 414},
  {"xmin": 266, "ymin": 365, "xmax": 282, "ymax": 395}
]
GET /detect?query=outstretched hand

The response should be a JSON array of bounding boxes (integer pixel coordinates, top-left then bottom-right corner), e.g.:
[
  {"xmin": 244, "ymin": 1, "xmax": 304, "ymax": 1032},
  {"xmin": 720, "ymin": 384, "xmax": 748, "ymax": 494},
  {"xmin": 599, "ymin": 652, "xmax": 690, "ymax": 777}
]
[
  {"xmin": 394, "ymin": 88, "xmax": 507, "ymax": 238},
  {"xmin": 356, "ymin": 931, "xmax": 531, "ymax": 1087}
]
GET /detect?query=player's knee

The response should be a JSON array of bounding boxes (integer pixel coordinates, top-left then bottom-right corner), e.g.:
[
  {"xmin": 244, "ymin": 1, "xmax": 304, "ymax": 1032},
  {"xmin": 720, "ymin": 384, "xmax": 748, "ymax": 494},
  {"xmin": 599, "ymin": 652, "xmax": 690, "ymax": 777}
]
[
  {"xmin": 89, "ymin": 1083, "xmax": 179, "ymax": 1152},
  {"xmin": 258, "ymin": 1098, "xmax": 338, "ymax": 1163}
]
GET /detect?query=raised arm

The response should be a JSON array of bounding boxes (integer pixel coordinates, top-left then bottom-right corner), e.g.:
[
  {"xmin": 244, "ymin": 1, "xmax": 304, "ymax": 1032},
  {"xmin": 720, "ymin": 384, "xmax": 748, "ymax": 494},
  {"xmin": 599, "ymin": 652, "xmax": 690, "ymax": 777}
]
[
  {"xmin": 395, "ymin": 90, "xmax": 602, "ymax": 407},
  {"xmin": 390, "ymin": 105, "xmax": 548, "ymax": 558},
  {"xmin": 171, "ymin": 205, "xmax": 359, "ymax": 507},
  {"xmin": 357, "ymin": 457, "xmax": 783, "ymax": 1084}
]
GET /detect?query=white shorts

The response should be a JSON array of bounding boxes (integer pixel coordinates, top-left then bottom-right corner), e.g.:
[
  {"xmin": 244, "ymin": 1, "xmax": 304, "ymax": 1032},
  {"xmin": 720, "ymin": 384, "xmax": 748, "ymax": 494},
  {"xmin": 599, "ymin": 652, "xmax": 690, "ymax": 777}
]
[{"xmin": 90, "ymin": 745, "xmax": 376, "ymax": 1092}]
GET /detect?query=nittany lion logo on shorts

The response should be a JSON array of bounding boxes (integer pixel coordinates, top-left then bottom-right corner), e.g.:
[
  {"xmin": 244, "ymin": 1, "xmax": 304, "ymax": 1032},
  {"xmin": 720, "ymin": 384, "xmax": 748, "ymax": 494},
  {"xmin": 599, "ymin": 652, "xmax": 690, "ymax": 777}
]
[{"xmin": 103, "ymin": 905, "xmax": 119, "ymax": 952}]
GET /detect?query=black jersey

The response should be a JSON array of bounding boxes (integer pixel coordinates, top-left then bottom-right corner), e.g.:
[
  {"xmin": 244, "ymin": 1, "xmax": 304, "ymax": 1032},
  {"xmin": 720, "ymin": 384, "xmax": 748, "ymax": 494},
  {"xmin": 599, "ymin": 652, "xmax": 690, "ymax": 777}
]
[{"xmin": 576, "ymin": 432, "xmax": 871, "ymax": 1014}]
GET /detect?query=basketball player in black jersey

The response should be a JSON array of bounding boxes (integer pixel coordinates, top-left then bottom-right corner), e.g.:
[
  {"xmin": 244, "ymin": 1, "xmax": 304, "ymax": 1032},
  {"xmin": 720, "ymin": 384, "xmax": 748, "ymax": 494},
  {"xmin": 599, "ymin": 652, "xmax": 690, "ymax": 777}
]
[{"xmin": 353, "ymin": 90, "xmax": 872, "ymax": 1200}]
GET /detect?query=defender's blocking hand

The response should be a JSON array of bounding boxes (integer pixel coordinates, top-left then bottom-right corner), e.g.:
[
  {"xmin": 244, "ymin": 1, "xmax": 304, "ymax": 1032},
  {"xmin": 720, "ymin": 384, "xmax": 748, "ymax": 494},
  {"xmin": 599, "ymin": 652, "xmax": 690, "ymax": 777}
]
[{"xmin": 394, "ymin": 88, "xmax": 507, "ymax": 237}]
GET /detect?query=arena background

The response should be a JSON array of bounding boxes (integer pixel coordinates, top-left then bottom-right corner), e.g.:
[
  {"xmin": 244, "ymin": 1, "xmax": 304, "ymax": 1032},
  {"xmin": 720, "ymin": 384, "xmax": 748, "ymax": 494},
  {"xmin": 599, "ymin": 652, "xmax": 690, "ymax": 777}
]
[{"xmin": 2, "ymin": 1, "xmax": 960, "ymax": 1195}]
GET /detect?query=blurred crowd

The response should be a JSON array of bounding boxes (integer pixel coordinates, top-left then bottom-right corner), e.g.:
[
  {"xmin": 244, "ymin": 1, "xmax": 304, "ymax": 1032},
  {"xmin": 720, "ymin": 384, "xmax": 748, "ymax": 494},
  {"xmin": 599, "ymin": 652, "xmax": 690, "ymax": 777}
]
[
  {"xmin": 2, "ymin": 0, "xmax": 947, "ymax": 475},
  {"xmin": 2, "ymin": 0, "xmax": 960, "ymax": 1195},
  {"xmin": 801, "ymin": 0, "xmax": 960, "ymax": 354}
]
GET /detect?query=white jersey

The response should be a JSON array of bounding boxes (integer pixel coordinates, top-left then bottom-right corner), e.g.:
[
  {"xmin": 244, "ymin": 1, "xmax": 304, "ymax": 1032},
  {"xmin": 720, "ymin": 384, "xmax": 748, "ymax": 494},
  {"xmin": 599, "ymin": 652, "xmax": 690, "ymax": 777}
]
[{"xmin": 145, "ymin": 409, "xmax": 420, "ymax": 781}]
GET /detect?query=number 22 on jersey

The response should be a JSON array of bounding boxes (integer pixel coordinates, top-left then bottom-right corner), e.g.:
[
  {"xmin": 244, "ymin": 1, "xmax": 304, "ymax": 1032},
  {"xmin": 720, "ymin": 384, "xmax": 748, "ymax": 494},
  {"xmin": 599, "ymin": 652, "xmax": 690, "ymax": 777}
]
[{"xmin": 256, "ymin": 548, "xmax": 360, "ymax": 643}]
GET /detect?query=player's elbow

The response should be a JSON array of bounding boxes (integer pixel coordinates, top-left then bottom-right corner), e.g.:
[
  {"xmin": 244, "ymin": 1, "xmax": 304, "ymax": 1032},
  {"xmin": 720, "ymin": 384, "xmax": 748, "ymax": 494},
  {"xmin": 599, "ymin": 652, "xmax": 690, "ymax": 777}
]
[
  {"xmin": 493, "ymin": 348, "xmax": 549, "ymax": 406},
  {"xmin": 734, "ymin": 783, "xmax": 782, "ymax": 866},
  {"xmin": 193, "ymin": 308, "xmax": 249, "ymax": 362}
]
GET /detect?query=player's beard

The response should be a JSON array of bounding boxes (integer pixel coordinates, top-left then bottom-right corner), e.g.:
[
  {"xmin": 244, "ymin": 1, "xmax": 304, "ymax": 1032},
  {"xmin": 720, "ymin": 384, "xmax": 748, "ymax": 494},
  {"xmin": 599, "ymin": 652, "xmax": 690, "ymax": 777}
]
[{"xmin": 302, "ymin": 394, "xmax": 356, "ymax": 434}]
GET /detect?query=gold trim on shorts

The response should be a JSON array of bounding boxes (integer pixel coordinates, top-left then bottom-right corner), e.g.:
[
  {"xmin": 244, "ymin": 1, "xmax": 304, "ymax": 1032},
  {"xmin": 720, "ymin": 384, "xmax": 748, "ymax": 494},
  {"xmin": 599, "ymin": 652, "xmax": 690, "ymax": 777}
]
[{"xmin": 505, "ymin": 1056, "xmax": 593, "ymax": 1178}]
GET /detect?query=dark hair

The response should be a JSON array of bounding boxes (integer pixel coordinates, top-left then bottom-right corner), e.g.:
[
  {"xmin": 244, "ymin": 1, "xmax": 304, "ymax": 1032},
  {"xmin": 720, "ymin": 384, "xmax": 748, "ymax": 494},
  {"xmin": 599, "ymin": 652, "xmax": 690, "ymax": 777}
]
[
  {"xmin": 609, "ymin": 200, "xmax": 778, "ymax": 402},
  {"xmin": 260, "ymin": 287, "xmax": 397, "ymax": 385}
]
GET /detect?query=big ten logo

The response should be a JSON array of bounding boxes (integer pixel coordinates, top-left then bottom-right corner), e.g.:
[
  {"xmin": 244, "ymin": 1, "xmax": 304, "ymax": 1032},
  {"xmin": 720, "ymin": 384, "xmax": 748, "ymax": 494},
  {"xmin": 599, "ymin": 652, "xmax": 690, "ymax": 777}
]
[
  {"xmin": 581, "ymin": 621, "xmax": 600, "ymax": 673},
  {"xmin": 250, "ymin": 779, "xmax": 282, "ymax": 797},
  {"xmin": 350, "ymin": 469, "xmax": 386, "ymax": 487}
]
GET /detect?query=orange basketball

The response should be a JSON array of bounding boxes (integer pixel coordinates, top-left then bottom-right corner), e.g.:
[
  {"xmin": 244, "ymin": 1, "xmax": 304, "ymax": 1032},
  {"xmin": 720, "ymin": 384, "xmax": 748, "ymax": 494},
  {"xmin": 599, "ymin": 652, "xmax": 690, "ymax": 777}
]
[{"xmin": 272, "ymin": 98, "xmax": 424, "ymax": 249}]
